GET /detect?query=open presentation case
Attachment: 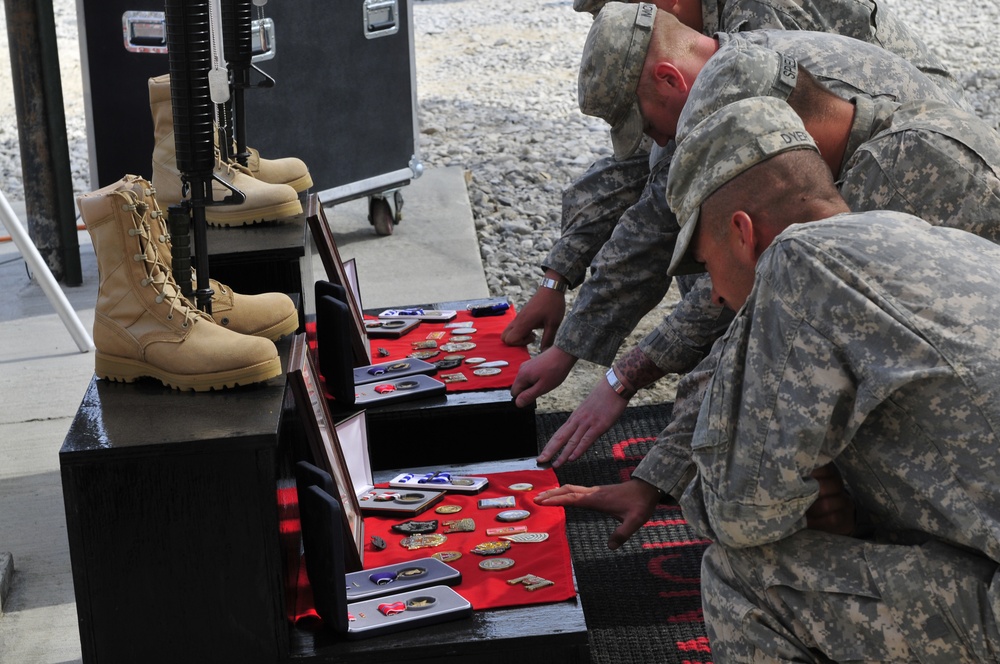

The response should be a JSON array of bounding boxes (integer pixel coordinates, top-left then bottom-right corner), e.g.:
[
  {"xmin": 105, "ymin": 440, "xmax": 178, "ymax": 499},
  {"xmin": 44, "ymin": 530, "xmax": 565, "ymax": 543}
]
[
  {"xmin": 297, "ymin": 485, "xmax": 472, "ymax": 639},
  {"xmin": 335, "ymin": 411, "xmax": 445, "ymax": 517}
]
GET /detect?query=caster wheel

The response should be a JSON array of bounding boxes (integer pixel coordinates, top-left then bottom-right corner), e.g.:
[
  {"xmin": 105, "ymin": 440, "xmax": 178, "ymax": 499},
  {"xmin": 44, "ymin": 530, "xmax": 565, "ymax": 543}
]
[{"xmin": 369, "ymin": 197, "xmax": 394, "ymax": 236}]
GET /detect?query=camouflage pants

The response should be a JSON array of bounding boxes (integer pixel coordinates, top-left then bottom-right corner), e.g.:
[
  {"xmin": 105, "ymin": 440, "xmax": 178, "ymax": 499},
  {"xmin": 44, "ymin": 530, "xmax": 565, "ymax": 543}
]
[{"xmin": 702, "ymin": 530, "xmax": 1000, "ymax": 662}]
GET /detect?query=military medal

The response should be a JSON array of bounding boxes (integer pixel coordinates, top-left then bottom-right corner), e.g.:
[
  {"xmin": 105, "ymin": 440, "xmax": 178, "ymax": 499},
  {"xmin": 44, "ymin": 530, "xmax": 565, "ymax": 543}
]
[
  {"xmin": 394, "ymin": 492, "xmax": 427, "ymax": 503},
  {"xmin": 395, "ymin": 380, "xmax": 419, "ymax": 390},
  {"xmin": 406, "ymin": 596, "xmax": 437, "ymax": 610},
  {"xmin": 377, "ymin": 601, "xmax": 406, "ymax": 616},
  {"xmin": 440, "ymin": 372, "xmax": 468, "ymax": 383},
  {"xmin": 433, "ymin": 358, "xmax": 463, "ymax": 370},
  {"xmin": 409, "ymin": 349, "xmax": 440, "ymax": 360},
  {"xmin": 397, "ymin": 566, "xmax": 428, "ymax": 579}
]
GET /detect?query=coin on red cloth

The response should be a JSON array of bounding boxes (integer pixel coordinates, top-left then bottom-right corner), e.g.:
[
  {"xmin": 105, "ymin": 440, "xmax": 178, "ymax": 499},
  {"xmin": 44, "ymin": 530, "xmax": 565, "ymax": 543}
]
[
  {"xmin": 435, "ymin": 504, "xmax": 462, "ymax": 514},
  {"xmin": 479, "ymin": 557, "xmax": 515, "ymax": 570},
  {"xmin": 496, "ymin": 509, "xmax": 531, "ymax": 522},
  {"xmin": 440, "ymin": 342, "xmax": 477, "ymax": 352},
  {"xmin": 409, "ymin": 350, "xmax": 440, "ymax": 360},
  {"xmin": 473, "ymin": 367, "xmax": 502, "ymax": 377}
]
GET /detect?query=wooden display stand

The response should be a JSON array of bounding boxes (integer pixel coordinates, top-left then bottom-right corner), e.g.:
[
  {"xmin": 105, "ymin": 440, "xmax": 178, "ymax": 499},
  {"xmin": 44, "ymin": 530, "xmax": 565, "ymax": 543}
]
[
  {"xmin": 59, "ymin": 370, "xmax": 291, "ymax": 663},
  {"xmin": 60, "ymin": 367, "xmax": 587, "ymax": 662}
]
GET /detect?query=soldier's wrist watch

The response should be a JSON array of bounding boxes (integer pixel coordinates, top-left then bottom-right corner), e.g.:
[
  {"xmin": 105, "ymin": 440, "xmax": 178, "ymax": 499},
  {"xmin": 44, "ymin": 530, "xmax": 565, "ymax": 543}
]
[
  {"xmin": 605, "ymin": 367, "xmax": 635, "ymax": 400},
  {"xmin": 539, "ymin": 277, "xmax": 567, "ymax": 293}
]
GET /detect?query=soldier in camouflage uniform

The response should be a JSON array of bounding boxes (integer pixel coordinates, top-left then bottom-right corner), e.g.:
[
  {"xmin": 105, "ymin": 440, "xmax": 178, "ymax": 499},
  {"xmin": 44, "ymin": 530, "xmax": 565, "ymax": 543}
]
[
  {"xmin": 680, "ymin": 97, "xmax": 1000, "ymax": 661},
  {"xmin": 542, "ymin": 97, "xmax": 1000, "ymax": 658},
  {"xmin": 535, "ymin": 11, "xmax": 1000, "ymax": 558},
  {"xmin": 536, "ymin": 36, "xmax": 1000, "ymax": 468},
  {"xmin": 528, "ymin": 5, "xmax": 1000, "ymax": 472},
  {"xmin": 502, "ymin": 0, "xmax": 964, "ymax": 350}
]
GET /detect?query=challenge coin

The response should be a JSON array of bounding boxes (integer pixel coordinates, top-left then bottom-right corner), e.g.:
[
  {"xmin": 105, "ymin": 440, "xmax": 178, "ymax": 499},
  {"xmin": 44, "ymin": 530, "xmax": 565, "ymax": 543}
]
[
  {"xmin": 479, "ymin": 557, "xmax": 515, "ymax": 570},
  {"xmin": 440, "ymin": 342, "xmax": 477, "ymax": 352}
]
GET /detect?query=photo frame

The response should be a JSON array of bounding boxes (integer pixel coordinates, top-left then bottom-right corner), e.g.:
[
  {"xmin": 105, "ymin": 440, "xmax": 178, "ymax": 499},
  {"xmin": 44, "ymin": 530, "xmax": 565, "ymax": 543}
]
[
  {"xmin": 306, "ymin": 194, "xmax": 370, "ymax": 367},
  {"xmin": 288, "ymin": 333, "xmax": 365, "ymax": 571}
]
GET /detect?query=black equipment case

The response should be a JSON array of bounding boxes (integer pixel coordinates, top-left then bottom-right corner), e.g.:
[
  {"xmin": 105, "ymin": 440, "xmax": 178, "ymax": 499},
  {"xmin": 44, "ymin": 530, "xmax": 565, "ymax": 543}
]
[{"xmin": 76, "ymin": 0, "xmax": 423, "ymax": 208}]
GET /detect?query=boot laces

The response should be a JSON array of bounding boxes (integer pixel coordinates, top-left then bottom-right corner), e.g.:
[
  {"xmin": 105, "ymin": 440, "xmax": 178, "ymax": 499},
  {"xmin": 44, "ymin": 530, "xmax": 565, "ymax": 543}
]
[{"xmin": 114, "ymin": 189, "xmax": 208, "ymax": 327}]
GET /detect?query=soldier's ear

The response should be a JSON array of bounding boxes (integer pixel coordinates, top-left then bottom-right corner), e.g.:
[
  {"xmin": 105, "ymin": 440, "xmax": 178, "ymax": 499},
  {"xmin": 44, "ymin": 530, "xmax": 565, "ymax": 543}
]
[
  {"xmin": 729, "ymin": 211, "xmax": 760, "ymax": 261},
  {"xmin": 651, "ymin": 61, "xmax": 689, "ymax": 95}
]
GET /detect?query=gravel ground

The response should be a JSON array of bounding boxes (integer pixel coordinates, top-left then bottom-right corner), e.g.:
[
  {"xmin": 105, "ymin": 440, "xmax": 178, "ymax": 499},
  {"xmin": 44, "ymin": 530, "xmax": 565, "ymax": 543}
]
[{"xmin": 1, "ymin": 0, "xmax": 998, "ymax": 415}]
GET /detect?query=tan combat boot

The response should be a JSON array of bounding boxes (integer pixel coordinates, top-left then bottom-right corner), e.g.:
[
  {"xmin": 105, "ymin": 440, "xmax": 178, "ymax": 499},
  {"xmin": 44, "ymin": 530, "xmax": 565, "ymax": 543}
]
[
  {"xmin": 243, "ymin": 146, "xmax": 313, "ymax": 193},
  {"xmin": 129, "ymin": 176, "xmax": 299, "ymax": 341},
  {"xmin": 148, "ymin": 73, "xmax": 303, "ymax": 227},
  {"xmin": 78, "ymin": 177, "xmax": 283, "ymax": 391}
]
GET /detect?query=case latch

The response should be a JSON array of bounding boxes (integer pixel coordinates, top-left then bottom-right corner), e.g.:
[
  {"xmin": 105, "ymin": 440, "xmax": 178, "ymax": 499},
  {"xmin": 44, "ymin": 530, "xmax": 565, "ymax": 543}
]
[
  {"xmin": 363, "ymin": 0, "xmax": 399, "ymax": 38},
  {"xmin": 121, "ymin": 10, "xmax": 276, "ymax": 62}
]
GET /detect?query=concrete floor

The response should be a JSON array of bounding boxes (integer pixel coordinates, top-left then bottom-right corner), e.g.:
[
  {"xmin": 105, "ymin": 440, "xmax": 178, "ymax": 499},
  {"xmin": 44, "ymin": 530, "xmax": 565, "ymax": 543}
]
[{"xmin": 0, "ymin": 166, "xmax": 486, "ymax": 662}]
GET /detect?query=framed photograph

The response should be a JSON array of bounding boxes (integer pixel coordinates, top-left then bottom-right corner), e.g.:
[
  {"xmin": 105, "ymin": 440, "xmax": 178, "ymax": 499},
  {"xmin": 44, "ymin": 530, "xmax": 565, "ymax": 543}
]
[
  {"xmin": 306, "ymin": 194, "xmax": 370, "ymax": 367},
  {"xmin": 288, "ymin": 333, "xmax": 365, "ymax": 571}
]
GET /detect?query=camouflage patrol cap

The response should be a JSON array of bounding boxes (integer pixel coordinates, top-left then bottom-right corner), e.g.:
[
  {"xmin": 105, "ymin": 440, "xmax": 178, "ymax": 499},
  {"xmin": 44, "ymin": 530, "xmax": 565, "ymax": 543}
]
[
  {"xmin": 667, "ymin": 96, "xmax": 818, "ymax": 275},
  {"xmin": 579, "ymin": 2, "xmax": 656, "ymax": 160},
  {"xmin": 676, "ymin": 43, "xmax": 798, "ymax": 144},
  {"xmin": 573, "ymin": 0, "xmax": 612, "ymax": 15}
]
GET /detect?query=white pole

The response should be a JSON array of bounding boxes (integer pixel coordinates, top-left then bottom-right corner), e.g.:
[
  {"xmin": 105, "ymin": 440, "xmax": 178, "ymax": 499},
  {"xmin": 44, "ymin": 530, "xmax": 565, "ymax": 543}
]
[{"xmin": 0, "ymin": 189, "xmax": 95, "ymax": 353}]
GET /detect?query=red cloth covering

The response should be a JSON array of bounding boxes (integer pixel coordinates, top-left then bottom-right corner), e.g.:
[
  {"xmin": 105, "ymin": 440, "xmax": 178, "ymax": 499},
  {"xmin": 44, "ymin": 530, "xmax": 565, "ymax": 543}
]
[
  {"xmin": 305, "ymin": 305, "xmax": 530, "ymax": 394},
  {"xmin": 279, "ymin": 468, "xmax": 576, "ymax": 626},
  {"xmin": 363, "ymin": 468, "xmax": 575, "ymax": 611}
]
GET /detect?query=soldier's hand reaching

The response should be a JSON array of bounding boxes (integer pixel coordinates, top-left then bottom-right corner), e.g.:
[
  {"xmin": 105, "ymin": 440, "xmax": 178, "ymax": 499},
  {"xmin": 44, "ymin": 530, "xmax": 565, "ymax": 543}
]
[
  {"xmin": 510, "ymin": 345, "xmax": 577, "ymax": 407},
  {"xmin": 537, "ymin": 376, "xmax": 629, "ymax": 467},
  {"xmin": 501, "ymin": 274, "xmax": 567, "ymax": 350}
]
